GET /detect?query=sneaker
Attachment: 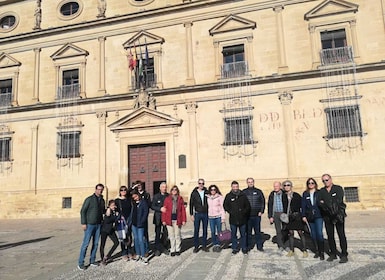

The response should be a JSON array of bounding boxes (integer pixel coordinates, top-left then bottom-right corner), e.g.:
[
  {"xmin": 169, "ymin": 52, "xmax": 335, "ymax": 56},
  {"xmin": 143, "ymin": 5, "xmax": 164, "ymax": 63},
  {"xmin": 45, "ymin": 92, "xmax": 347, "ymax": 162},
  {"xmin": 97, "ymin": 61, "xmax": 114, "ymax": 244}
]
[
  {"xmin": 175, "ymin": 251, "xmax": 181, "ymax": 256},
  {"xmin": 77, "ymin": 265, "xmax": 86, "ymax": 271},
  {"xmin": 101, "ymin": 257, "xmax": 108, "ymax": 266},
  {"xmin": 339, "ymin": 256, "xmax": 348, "ymax": 263},
  {"xmin": 242, "ymin": 250, "xmax": 248, "ymax": 255},
  {"xmin": 171, "ymin": 252, "xmax": 176, "ymax": 257},
  {"xmin": 90, "ymin": 262, "xmax": 99, "ymax": 267},
  {"xmin": 303, "ymin": 251, "xmax": 308, "ymax": 258},
  {"xmin": 327, "ymin": 255, "xmax": 337, "ymax": 262},
  {"xmin": 287, "ymin": 250, "xmax": 294, "ymax": 257},
  {"xmin": 133, "ymin": 255, "xmax": 140, "ymax": 261},
  {"xmin": 193, "ymin": 247, "xmax": 199, "ymax": 253},
  {"xmin": 314, "ymin": 252, "xmax": 320, "ymax": 258},
  {"xmin": 141, "ymin": 257, "xmax": 149, "ymax": 265},
  {"xmin": 202, "ymin": 246, "xmax": 209, "ymax": 252},
  {"xmin": 320, "ymin": 253, "xmax": 325, "ymax": 260}
]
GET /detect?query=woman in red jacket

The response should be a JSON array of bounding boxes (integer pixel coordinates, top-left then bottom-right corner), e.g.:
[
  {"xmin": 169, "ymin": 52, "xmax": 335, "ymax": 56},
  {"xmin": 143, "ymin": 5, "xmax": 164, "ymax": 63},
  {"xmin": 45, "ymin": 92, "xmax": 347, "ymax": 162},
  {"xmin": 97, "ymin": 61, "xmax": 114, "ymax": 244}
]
[{"xmin": 162, "ymin": 185, "xmax": 187, "ymax": 256}]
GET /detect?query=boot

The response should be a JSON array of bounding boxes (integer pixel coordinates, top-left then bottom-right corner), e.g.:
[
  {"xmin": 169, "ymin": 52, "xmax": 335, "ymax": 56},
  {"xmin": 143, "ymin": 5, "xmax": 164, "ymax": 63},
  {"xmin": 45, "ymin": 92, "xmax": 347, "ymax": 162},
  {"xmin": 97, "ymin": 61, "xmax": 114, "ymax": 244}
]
[
  {"xmin": 312, "ymin": 240, "xmax": 319, "ymax": 258},
  {"xmin": 318, "ymin": 241, "xmax": 325, "ymax": 260}
]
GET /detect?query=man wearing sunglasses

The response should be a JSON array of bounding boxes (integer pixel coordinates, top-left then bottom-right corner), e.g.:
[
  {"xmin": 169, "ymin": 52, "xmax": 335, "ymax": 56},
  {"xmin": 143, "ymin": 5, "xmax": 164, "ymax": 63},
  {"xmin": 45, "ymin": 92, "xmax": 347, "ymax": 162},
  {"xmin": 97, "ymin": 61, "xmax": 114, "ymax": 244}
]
[
  {"xmin": 189, "ymin": 178, "xmax": 209, "ymax": 253},
  {"xmin": 318, "ymin": 174, "xmax": 348, "ymax": 263}
]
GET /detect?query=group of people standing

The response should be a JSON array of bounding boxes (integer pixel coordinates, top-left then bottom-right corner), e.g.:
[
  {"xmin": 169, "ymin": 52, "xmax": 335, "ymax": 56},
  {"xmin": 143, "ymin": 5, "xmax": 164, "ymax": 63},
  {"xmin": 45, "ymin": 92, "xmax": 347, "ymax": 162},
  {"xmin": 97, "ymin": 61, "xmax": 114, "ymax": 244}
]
[
  {"xmin": 268, "ymin": 174, "xmax": 348, "ymax": 263},
  {"xmin": 77, "ymin": 181, "xmax": 187, "ymax": 270},
  {"xmin": 77, "ymin": 173, "xmax": 348, "ymax": 270}
]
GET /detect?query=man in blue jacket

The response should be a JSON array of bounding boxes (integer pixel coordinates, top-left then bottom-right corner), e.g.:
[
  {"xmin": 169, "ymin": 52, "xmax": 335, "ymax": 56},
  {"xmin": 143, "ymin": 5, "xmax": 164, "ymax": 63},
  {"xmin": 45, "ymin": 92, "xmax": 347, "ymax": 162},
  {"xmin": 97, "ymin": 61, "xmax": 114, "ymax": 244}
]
[{"xmin": 78, "ymin": 183, "xmax": 105, "ymax": 270}]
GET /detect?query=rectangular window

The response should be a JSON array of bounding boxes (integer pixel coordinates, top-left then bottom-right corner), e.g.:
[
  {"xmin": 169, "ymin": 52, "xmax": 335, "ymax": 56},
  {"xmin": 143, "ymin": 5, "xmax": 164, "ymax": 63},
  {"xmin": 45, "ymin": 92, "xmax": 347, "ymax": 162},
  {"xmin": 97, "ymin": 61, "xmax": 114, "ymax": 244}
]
[
  {"xmin": 221, "ymin": 44, "xmax": 247, "ymax": 78},
  {"xmin": 59, "ymin": 69, "xmax": 79, "ymax": 99},
  {"xmin": 57, "ymin": 131, "xmax": 81, "ymax": 158},
  {"xmin": 62, "ymin": 197, "xmax": 72, "ymax": 208},
  {"xmin": 0, "ymin": 79, "xmax": 12, "ymax": 107},
  {"xmin": 344, "ymin": 187, "xmax": 359, "ymax": 203},
  {"xmin": 321, "ymin": 29, "xmax": 346, "ymax": 49},
  {"xmin": 0, "ymin": 137, "xmax": 11, "ymax": 162},
  {"xmin": 224, "ymin": 116, "xmax": 253, "ymax": 145},
  {"xmin": 133, "ymin": 57, "xmax": 156, "ymax": 89},
  {"xmin": 325, "ymin": 105, "xmax": 363, "ymax": 138},
  {"xmin": 320, "ymin": 29, "xmax": 352, "ymax": 65}
]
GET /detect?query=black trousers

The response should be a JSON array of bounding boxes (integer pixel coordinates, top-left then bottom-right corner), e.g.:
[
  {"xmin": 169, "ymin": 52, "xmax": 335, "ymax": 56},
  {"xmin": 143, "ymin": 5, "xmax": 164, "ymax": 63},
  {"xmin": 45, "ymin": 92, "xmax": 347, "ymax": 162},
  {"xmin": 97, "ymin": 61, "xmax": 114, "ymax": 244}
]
[
  {"xmin": 324, "ymin": 218, "xmax": 348, "ymax": 256},
  {"xmin": 100, "ymin": 231, "xmax": 119, "ymax": 260}
]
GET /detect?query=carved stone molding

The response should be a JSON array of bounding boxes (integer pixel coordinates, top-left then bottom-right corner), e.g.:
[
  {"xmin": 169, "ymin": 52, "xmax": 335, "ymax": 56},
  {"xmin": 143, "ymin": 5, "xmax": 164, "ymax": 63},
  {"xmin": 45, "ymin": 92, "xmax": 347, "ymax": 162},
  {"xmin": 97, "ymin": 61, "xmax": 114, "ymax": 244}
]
[
  {"xmin": 278, "ymin": 91, "xmax": 293, "ymax": 105},
  {"xmin": 185, "ymin": 101, "xmax": 197, "ymax": 113}
]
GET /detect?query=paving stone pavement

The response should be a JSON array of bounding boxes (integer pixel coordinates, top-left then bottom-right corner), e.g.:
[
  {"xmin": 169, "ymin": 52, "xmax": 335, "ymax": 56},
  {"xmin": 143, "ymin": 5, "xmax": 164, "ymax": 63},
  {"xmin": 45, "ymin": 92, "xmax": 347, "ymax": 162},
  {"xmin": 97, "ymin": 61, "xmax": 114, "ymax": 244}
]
[{"xmin": 0, "ymin": 210, "xmax": 385, "ymax": 280}]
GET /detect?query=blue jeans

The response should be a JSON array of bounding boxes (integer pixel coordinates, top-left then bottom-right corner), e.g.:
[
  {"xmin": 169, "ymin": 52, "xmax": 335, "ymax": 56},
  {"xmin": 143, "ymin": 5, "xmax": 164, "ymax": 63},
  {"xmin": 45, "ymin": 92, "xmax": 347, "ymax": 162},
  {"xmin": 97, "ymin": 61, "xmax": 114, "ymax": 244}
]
[
  {"xmin": 247, "ymin": 216, "xmax": 263, "ymax": 249},
  {"xmin": 309, "ymin": 217, "xmax": 324, "ymax": 242},
  {"xmin": 230, "ymin": 223, "xmax": 247, "ymax": 252},
  {"xmin": 132, "ymin": 225, "xmax": 146, "ymax": 257},
  {"xmin": 78, "ymin": 224, "xmax": 101, "ymax": 266},
  {"xmin": 193, "ymin": 212, "xmax": 208, "ymax": 248},
  {"xmin": 209, "ymin": 217, "xmax": 222, "ymax": 246}
]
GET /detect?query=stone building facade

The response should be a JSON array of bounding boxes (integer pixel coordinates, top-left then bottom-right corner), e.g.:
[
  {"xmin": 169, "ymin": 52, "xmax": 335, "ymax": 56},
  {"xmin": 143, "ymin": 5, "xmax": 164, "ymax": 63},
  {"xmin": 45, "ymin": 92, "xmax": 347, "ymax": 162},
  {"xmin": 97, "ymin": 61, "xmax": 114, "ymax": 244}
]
[{"xmin": 0, "ymin": 0, "xmax": 384, "ymax": 218}]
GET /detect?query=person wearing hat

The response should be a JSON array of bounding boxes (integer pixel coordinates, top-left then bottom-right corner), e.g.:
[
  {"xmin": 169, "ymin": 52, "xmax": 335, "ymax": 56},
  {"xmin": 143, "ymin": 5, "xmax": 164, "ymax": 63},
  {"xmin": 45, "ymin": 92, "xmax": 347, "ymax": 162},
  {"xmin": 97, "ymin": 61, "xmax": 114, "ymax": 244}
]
[{"xmin": 267, "ymin": 181, "xmax": 288, "ymax": 251}]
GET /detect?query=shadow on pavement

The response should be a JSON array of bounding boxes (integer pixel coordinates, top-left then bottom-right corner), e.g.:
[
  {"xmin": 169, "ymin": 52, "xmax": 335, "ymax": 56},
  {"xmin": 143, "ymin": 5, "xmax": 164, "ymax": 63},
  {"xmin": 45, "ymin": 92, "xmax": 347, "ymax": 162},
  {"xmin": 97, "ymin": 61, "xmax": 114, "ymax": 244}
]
[{"xmin": 0, "ymin": 236, "xmax": 53, "ymax": 250}]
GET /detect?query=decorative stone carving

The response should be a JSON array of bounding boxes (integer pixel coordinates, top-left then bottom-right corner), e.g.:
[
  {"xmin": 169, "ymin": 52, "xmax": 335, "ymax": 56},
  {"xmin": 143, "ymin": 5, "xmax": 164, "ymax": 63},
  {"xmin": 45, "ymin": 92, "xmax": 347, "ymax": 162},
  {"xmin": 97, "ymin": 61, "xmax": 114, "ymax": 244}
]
[
  {"xmin": 97, "ymin": 0, "xmax": 107, "ymax": 18},
  {"xmin": 33, "ymin": 0, "xmax": 41, "ymax": 30},
  {"xmin": 278, "ymin": 91, "xmax": 293, "ymax": 105}
]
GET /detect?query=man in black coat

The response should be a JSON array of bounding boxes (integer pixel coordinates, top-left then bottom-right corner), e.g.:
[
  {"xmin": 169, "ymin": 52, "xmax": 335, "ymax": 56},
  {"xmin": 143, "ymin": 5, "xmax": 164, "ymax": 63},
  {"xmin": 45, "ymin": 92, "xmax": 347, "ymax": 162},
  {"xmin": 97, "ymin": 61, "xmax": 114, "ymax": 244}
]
[
  {"xmin": 318, "ymin": 174, "xmax": 348, "ymax": 263},
  {"xmin": 224, "ymin": 180, "xmax": 251, "ymax": 255},
  {"xmin": 151, "ymin": 182, "xmax": 169, "ymax": 256},
  {"xmin": 189, "ymin": 178, "xmax": 209, "ymax": 252},
  {"xmin": 243, "ymin": 177, "xmax": 265, "ymax": 252}
]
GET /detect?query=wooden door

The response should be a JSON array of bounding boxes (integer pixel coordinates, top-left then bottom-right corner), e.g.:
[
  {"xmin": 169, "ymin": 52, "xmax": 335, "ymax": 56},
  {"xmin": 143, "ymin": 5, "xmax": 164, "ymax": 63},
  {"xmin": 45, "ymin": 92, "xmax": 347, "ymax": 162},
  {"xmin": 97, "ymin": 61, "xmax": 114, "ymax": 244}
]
[{"xmin": 128, "ymin": 143, "xmax": 166, "ymax": 198}]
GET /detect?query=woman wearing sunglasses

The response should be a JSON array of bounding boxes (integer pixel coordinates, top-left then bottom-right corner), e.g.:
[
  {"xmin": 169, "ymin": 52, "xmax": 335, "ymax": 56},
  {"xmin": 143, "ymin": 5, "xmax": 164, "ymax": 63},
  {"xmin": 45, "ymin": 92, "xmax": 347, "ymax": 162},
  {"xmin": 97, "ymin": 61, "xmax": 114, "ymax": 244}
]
[
  {"xmin": 301, "ymin": 178, "xmax": 324, "ymax": 260},
  {"xmin": 162, "ymin": 185, "xmax": 187, "ymax": 256},
  {"xmin": 206, "ymin": 185, "xmax": 226, "ymax": 252}
]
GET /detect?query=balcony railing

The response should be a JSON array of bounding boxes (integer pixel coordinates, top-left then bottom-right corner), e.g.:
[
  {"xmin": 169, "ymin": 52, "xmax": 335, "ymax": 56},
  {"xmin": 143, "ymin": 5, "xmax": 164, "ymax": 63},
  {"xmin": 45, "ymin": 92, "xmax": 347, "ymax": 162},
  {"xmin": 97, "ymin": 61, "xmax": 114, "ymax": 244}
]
[
  {"xmin": 57, "ymin": 84, "xmax": 80, "ymax": 100},
  {"xmin": 320, "ymin": 46, "xmax": 354, "ymax": 66},
  {"xmin": 0, "ymin": 92, "xmax": 12, "ymax": 107},
  {"xmin": 132, "ymin": 73, "xmax": 157, "ymax": 90},
  {"xmin": 221, "ymin": 61, "xmax": 248, "ymax": 79}
]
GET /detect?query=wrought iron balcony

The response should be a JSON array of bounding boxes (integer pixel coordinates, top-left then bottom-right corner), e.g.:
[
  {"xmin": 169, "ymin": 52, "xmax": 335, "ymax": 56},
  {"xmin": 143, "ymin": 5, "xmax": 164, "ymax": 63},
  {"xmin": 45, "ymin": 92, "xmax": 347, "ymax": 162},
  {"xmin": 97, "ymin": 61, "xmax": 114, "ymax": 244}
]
[
  {"xmin": 221, "ymin": 61, "xmax": 248, "ymax": 79},
  {"xmin": 320, "ymin": 46, "xmax": 354, "ymax": 66},
  {"xmin": 57, "ymin": 84, "xmax": 80, "ymax": 100},
  {"xmin": 131, "ymin": 73, "xmax": 157, "ymax": 90},
  {"xmin": 0, "ymin": 92, "xmax": 12, "ymax": 107}
]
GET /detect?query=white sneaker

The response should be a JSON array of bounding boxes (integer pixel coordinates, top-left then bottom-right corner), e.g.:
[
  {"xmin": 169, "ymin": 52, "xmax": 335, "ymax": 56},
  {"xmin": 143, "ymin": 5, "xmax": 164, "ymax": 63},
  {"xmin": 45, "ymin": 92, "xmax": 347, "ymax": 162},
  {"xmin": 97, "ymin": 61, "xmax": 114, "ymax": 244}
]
[{"xmin": 140, "ymin": 257, "xmax": 148, "ymax": 265}]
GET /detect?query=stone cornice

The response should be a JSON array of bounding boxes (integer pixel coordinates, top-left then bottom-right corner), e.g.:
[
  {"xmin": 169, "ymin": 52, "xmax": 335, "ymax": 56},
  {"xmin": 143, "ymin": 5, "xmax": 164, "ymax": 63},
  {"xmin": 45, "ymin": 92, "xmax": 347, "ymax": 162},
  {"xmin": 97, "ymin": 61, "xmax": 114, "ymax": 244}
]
[
  {"xmin": 3, "ymin": 61, "xmax": 385, "ymax": 117},
  {"xmin": 0, "ymin": 0, "xmax": 317, "ymax": 52}
]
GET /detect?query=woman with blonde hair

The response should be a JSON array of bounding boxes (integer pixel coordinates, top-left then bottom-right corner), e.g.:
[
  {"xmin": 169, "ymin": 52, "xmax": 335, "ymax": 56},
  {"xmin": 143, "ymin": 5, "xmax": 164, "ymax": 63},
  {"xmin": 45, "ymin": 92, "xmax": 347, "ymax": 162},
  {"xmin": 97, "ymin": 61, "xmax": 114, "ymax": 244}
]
[
  {"xmin": 162, "ymin": 185, "xmax": 187, "ymax": 256},
  {"xmin": 283, "ymin": 180, "xmax": 307, "ymax": 258}
]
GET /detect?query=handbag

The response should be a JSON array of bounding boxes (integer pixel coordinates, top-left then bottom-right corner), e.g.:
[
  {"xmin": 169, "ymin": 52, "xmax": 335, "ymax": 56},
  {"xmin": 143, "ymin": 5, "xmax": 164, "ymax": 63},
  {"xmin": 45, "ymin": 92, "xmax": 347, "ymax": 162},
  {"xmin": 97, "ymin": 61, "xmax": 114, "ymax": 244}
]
[
  {"xmin": 280, "ymin": 213, "xmax": 289, "ymax": 224},
  {"xmin": 116, "ymin": 215, "xmax": 127, "ymax": 241},
  {"xmin": 218, "ymin": 223, "xmax": 231, "ymax": 242},
  {"xmin": 161, "ymin": 225, "xmax": 171, "ymax": 249}
]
